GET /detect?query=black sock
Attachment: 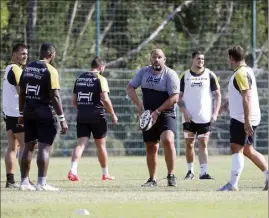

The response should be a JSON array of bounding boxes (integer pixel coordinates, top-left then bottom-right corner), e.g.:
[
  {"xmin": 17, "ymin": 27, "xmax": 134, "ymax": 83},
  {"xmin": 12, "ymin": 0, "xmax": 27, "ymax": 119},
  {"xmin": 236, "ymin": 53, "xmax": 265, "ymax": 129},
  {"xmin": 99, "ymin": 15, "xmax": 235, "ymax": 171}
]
[{"xmin": 6, "ymin": 173, "xmax": 15, "ymax": 183}]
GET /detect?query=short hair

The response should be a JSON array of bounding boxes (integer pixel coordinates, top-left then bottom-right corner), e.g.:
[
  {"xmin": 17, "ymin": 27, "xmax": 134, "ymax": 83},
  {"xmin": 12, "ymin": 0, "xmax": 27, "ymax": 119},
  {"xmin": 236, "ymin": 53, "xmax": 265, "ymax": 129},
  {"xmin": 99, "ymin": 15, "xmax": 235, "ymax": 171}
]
[
  {"xmin": 191, "ymin": 50, "xmax": 204, "ymax": 58},
  {"xmin": 39, "ymin": 43, "xmax": 56, "ymax": 59},
  {"xmin": 228, "ymin": 46, "xmax": 245, "ymax": 62},
  {"xmin": 12, "ymin": 43, "xmax": 28, "ymax": 53},
  {"xmin": 91, "ymin": 56, "xmax": 106, "ymax": 69}
]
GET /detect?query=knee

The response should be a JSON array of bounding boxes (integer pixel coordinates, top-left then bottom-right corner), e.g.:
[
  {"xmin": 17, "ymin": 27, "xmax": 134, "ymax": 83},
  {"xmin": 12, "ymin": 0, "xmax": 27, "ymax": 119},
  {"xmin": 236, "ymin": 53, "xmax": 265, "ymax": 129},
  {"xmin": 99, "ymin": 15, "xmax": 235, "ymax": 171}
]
[
  {"xmin": 146, "ymin": 144, "xmax": 158, "ymax": 154},
  {"xmin": 186, "ymin": 142, "xmax": 194, "ymax": 149},
  {"xmin": 230, "ymin": 143, "xmax": 243, "ymax": 154},
  {"xmin": 162, "ymin": 137, "xmax": 174, "ymax": 147},
  {"xmin": 243, "ymin": 146, "xmax": 252, "ymax": 157}
]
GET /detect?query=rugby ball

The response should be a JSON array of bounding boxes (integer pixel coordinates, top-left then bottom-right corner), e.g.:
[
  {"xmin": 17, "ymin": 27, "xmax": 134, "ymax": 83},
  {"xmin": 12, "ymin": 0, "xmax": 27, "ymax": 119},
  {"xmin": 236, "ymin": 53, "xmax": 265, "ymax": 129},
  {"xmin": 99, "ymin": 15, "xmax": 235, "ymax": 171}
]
[{"xmin": 139, "ymin": 110, "xmax": 156, "ymax": 131}]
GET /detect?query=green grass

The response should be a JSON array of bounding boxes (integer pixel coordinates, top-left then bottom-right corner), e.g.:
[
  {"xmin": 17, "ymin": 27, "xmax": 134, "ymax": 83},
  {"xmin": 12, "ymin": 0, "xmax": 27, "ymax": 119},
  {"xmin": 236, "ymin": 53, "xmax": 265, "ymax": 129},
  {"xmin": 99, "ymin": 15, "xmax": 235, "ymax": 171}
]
[{"xmin": 1, "ymin": 156, "xmax": 268, "ymax": 218}]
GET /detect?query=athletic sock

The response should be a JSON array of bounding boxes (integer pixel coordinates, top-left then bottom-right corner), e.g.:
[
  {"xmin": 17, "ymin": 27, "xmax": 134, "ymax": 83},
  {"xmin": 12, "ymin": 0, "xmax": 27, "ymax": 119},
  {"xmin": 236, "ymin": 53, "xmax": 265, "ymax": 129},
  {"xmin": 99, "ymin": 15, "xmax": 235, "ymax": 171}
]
[
  {"xmin": 6, "ymin": 173, "xmax": 15, "ymax": 184},
  {"xmin": 229, "ymin": 153, "xmax": 244, "ymax": 187},
  {"xmin": 187, "ymin": 162, "xmax": 194, "ymax": 173},
  {"xmin": 21, "ymin": 177, "xmax": 30, "ymax": 185},
  {"xmin": 102, "ymin": 168, "xmax": 108, "ymax": 176},
  {"xmin": 70, "ymin": 162, "xmax": 78, "ymax": 175},
  {"xmin": 38, "ymin": 177, "xmax": 46, "ymax": 185},
  {"xmin": 200, "ymin": 164, "xmax": 207, "ymax": 176}
]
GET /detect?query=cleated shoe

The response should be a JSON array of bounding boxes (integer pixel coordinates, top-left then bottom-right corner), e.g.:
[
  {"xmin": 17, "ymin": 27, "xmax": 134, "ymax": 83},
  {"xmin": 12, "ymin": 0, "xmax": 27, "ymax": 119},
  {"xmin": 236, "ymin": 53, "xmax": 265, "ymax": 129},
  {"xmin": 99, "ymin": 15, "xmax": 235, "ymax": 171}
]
[
  {"xmin": 199, "ymin": 173, "xmax": 214, "ymax": 180},
  {"xmin": 6, "ymin": 182, "xmax": 20, "ymax": 188},
  {"xmin": 101, "ymin": 175, "xmax": 115, "ymax": 181},
  {"xmin": 141, "ymin": 178, "xmax": 157, "ymax": 187},
  {"xmin": 217, "ymin": 183, "xmax": 239, "ymax": 191},
  {"xmin": 68, "ymin": 171, "xmax": 80, "ymax": 182},
  {"xmin": 19, "ymin": 184, "xmax": 36, "ymax": 191},
  {"xmin": 36, "ymin": 184, "xmax": 59, "ymax": 191},
  {"xmin": 167, "ymin": 174, "xmax": 177, "ymax": 187},
  {"xmin": 184, "ymin": 171, "xmax": 195, "ymax": 180}
]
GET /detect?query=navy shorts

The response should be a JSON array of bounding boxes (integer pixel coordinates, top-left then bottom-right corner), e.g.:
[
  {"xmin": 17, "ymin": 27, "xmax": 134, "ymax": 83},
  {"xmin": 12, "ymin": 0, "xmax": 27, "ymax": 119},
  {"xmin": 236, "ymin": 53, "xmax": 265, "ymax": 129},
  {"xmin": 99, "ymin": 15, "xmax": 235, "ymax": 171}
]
[
  {"xmin": 143, "ymin": 115, "xmax": 176, "ymax": 143},
  {"xmin": 183, "ymin": 121, "xmax": 211, "ymax": 135},
  {"xmin": 4, "ymin": 115, "xmax": 24, "ymax": 133},
  {"xmin": 77, "ymin": 119, "xmax": 107, "ymax": 139},
  {"xmin": 230, "ymin": 118, "xmax": 257, "ymax": 146},
  {"xmin": 24, "ymin": 116, "xmax": 58, "ymax": 145}
]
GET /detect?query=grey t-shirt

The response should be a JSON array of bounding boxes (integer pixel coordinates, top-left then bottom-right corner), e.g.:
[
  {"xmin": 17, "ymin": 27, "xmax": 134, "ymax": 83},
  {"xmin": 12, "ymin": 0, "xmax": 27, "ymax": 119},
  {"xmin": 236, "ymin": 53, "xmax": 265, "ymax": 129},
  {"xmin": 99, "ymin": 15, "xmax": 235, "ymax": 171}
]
[{"xmin": 129, "ymin": 66, "xmax": 180, "ymax": 117}]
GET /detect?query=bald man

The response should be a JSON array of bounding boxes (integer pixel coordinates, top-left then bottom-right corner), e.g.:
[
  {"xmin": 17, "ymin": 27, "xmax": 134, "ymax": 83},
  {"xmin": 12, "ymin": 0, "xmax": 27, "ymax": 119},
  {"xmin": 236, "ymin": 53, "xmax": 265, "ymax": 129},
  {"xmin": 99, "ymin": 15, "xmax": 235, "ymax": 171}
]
[{"xmin": 126, "ymin": 49, "xmax": 180, "ymax": 186}]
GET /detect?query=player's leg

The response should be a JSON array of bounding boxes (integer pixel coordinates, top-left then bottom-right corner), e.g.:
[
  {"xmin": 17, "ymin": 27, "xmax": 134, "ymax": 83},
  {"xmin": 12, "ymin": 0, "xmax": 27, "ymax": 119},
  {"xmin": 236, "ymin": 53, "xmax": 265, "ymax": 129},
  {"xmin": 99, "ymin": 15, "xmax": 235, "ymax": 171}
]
[
  {"xmin": 68, "ymin": 137, "xmax": 89, "ymax": 181},
  {"xmin": 183, "ymin": 122, "xmax": 196, "ymax": 179},
  {"xmin": 160, "ymin": 116, "xmax": 177, "ymax": 186},
  {"xmin": 141, "ymin": 124, "xmax": 159, "ymax": 186},
  {"xmin": 20, "ymin": 140, "xmax": 37, "ymax": 190},
  {"xmin": 5, "ymin": 130, "xmax": 19, "ymax": 187},
  {"xmin": 19, "ymin": 117, "xmax": 37, "ymax": 191},
  {"xmin": 68, "ymin": 123, "xmax": 90, "ymax": 181},
  {"xmin": 243, "ymin": 141, "xmax": 268, "ymax": 191},
  {"xmin": 217, "ymin": 119, "xmax": 245, "ymax": 191},
  {"xmin": 35, "ymin": 117, "xmax": 58, "ymax": 191},
  {"xmin": 14, "ymin": 132, "xmax": 24, "ymax": 167},
  {"xmin": 93, "ymin": 119, "xmax": 114, "ymax": 180},
  {"xmin": 197, "ymin": 123, "xmax": 213, "ymax": 179},
  {"xmin": 4, "ymin": 116, "xmax": 24, "ymax": 187}
]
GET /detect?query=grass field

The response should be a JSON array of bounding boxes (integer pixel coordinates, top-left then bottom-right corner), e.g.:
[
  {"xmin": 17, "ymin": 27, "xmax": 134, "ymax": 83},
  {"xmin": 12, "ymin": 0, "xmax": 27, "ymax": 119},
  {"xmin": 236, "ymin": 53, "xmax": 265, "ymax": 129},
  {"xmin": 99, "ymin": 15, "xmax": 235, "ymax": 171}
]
[{"xmin": 1, "ymin": 156, "xmax": 268, "ymax": 218}]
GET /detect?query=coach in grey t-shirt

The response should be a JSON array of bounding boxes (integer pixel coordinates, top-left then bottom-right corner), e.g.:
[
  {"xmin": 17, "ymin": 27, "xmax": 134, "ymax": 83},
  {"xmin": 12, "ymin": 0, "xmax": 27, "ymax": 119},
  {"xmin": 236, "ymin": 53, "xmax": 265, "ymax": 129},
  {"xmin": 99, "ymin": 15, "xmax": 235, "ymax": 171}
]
[{"xmin": 126, "ymin": 49, "xmax": 180, "ymax": 187}]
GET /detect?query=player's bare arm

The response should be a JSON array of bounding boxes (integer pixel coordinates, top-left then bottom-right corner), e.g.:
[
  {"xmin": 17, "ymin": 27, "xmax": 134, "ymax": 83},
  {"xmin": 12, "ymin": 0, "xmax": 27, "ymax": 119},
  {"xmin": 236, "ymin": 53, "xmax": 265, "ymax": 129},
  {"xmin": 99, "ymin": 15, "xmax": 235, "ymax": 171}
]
[
  {"xmin": 219, "ymin": 100, "xmax": 229, "ymax": 115},
  {"xmin": 241, "ymin": 89, "xmax": 253, "ymax": 136},
  {"xmin": 178, "ymin": 92, "xmax": 192, "ymax": 122},
  {"xmin": 72, "ymin": 94, "xmax": 77, "ymax": 108},
  {"xmin": 211, "ymin": 89, "xmax": 221, "ymax": 122},
  {"xmin": 100, "ymin": 91, "xmax": 118, "ymax": 125},
  {"xmin": 49, "ymin": 89, "xmax": 68, "ymax": 134},
  {"xmin": 126, "ymin": 84, "xmax": 144, "ymax": 116}
]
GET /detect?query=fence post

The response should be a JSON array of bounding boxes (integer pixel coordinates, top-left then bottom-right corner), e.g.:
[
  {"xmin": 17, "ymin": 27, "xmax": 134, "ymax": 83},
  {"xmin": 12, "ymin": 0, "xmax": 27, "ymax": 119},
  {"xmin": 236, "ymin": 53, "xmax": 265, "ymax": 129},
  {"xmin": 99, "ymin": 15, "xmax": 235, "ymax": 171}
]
[{"xmin": 95, "ymin": 0, "xmax": 100, "ymax": 56}]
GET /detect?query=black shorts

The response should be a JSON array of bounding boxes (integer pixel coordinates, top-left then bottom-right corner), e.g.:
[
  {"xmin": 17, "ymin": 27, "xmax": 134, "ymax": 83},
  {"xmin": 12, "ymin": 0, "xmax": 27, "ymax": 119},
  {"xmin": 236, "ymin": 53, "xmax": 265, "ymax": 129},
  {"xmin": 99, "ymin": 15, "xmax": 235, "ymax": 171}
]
[
  {"xmin": 230, "ymin": 118, "xmax": 257, "ymax": 146},
  {"xmin": 183, "ymin": 121, "xmax": 211, "ymax": 135},
  {"xmin": 143, "ymin": 115, "xmax": 176, "ymax": 143},
  {"xmin": 77, "ymin": 119, "xmax": 107, "ymax": 139},
  {"xmin": 4, "ymin": 115, "xmax": 24, "ymax": 133},
  {"xmin": 24, "ymin": 117, "xmax": 58, "ymax": 145}
]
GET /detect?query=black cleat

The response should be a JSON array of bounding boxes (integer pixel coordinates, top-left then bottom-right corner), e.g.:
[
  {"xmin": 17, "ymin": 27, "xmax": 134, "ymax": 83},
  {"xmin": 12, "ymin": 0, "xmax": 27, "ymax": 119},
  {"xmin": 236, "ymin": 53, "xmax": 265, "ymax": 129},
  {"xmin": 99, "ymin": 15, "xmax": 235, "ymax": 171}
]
[
  {"xmin": 184, "ymin": 170, "xmax": 195, "ymax": 180},
  {"xmin": 141, "ymin": 178, "xmax": 157, "ymax": 187},
  {"xmin": 167, "ymin": 174, "xmax": 177, "ymax": 186},
  {"xmin": 199, "ymin": 173, "xmax": 214, "ymax": 180}
]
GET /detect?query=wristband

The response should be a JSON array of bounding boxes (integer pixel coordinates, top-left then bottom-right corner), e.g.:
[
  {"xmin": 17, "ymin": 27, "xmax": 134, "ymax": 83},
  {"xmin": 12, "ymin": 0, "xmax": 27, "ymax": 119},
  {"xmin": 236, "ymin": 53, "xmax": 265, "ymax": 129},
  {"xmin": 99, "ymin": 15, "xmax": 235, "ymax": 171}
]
[
  {"xmin": 156, "ymin": 109, "xmax": 161, "ymax": 116},
  {"xmin": 58, "ymin": 114, "xmax": 65, "ymax": 121},
  {"xmin": 19, "ymin": 111, "xmax": 24, "ymax": 117}
]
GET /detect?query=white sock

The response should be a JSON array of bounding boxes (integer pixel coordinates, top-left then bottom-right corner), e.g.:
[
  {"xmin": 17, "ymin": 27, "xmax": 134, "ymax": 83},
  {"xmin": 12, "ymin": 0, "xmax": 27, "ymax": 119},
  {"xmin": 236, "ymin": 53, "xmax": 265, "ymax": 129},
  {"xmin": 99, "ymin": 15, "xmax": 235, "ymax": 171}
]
[
  {"xmin": 102, "ymin": 168, "xmax": 108, "ymax": 176},
  {"xmin": 200, "ymin": 164, "xmax": 207, "ymax": 176},
  {"xmin": 38, "ymin": 177, "xmax": 46, "ymax": 185},
  {"xmin": 187, "ymin": 162, "xmax": 194, "ymax": 173},
  {"xmin": 21, "ymin": 177, "xmax": 30, "ymax": 185},
  {"xmin": 229, "ymin": 153, "xmax": 244, "ymax": 187},
  {"xmin": 263, "ymin": 170, "xmax": 268, "ymax": 181},
  {"xmin": 70, "ymin": 162, "xmax": 78, "ymax": 175}
]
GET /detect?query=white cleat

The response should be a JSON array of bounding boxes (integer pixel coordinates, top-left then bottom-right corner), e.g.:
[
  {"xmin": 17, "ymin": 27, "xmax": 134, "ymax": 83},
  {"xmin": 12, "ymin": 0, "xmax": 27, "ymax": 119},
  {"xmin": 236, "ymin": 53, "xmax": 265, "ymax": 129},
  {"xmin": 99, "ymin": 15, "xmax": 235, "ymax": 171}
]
[
  {"xmin": 217, "ymin": 182, "xmax": 239, "ymax": 191},
  {"xmin": 36, "ymin": 184, "xmax": 59, "ymax": 191},
  {"xmin": 19, "ymin": 184, "xmax": 36, "ymax": 191}
]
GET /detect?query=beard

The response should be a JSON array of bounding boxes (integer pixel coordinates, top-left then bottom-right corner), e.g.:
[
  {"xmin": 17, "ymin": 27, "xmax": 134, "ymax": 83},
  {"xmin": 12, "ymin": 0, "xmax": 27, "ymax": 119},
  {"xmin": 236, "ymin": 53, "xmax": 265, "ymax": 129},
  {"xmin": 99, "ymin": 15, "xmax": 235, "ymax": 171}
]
[{"xmin": 152, "ymin": 65, "xmax": 162, "ymax": 71}]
